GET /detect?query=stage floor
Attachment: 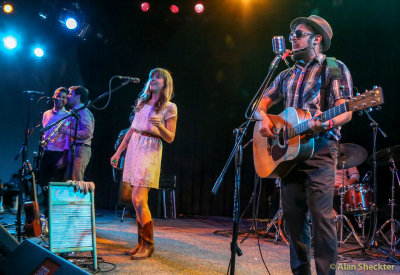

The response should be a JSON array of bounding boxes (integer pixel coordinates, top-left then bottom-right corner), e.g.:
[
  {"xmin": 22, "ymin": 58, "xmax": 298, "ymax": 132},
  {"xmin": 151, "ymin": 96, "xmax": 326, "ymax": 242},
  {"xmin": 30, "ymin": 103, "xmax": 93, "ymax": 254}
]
[{"xmin": 1, "ymin": 210, "xmax": 400, "ymax": 274}]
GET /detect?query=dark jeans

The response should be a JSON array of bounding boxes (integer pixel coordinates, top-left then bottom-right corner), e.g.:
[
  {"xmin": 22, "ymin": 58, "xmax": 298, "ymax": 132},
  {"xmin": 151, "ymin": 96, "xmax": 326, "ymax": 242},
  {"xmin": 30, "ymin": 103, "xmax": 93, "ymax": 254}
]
[
  {"xmin": 39, "ymin": 150, "xmax": 66, "ymax": 217},
  {"xmin": 281, "ymin": 137, "xmax": 338, "ymax": 275}
]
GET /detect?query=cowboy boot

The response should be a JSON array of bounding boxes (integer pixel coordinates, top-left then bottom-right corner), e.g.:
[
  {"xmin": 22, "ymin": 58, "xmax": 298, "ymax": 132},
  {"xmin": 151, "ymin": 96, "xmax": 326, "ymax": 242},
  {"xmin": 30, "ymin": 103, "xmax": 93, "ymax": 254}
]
[
  {"xmin": 131, "ymin": 220, "xmax": 154, "ymax": 260},
  {"xmin": 124, "ymin": 219, "xmax": 143, "ymax": 255}
]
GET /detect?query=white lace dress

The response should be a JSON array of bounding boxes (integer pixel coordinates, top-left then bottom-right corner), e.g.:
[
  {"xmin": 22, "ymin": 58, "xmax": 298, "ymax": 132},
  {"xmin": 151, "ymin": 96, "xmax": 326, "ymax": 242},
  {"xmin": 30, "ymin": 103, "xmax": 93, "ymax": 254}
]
[{"xmin": 123, "ymin": 102, "xmax": 177, "ymax": 189}]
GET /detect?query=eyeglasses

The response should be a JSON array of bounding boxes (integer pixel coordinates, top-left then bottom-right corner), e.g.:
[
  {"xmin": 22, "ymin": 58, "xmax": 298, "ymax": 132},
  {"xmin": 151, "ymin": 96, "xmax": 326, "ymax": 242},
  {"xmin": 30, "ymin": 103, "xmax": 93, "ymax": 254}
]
[{"xmin": 289, "ymin": 30, "xmax": 315, "ymax": 42}]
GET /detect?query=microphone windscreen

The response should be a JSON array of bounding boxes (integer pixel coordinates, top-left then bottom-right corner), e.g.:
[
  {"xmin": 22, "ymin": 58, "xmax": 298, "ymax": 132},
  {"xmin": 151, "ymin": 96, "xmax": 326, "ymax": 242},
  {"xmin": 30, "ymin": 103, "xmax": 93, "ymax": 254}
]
[{"xmin": 272, "ymin": 36, "xmax": 286, "ymax": 55}]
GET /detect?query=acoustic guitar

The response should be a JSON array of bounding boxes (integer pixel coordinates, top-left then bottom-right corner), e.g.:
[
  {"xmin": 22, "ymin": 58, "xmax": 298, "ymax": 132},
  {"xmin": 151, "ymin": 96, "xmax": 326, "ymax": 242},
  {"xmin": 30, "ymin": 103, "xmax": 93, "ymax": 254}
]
[
  {"xmin": 23, "ymin": 160, "xmax": 42, "ymax": 237},
  {"xmin": 253, "ymin": 87, "xmax": 384, "ymax": 179}
]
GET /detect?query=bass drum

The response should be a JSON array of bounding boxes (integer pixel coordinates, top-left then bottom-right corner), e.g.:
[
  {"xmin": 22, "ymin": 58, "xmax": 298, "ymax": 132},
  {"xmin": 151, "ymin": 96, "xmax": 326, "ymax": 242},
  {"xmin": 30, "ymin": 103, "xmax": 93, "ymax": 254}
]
[{"xmin": 278, "ymin": 209, "xmax": 338, "ymax": 245}]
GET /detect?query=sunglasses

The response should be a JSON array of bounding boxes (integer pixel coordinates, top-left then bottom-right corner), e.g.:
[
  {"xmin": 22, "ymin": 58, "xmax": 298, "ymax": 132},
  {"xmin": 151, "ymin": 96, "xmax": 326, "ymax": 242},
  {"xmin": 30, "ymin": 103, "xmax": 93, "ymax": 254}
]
[{"xmin": 289, "ymin": 30, "xmax": 315, "ymax": 42}]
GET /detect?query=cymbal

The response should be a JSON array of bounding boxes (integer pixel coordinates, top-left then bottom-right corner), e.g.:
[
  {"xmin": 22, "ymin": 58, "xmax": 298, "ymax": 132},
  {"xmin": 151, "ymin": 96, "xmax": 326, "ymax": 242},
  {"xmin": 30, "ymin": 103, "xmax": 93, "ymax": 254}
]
[
  {"xmin": 337, "ymin": 143, "xmax": 368, "ymax": 169},
  {"xmin": 368, "ymin": 145, "xmax": 400, "ymax": 166}
]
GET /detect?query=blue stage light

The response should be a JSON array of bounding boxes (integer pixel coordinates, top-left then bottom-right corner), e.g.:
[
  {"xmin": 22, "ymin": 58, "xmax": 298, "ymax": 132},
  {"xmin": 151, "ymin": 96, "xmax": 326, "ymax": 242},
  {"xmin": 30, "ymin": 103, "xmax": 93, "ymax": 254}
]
[
  {"xmin": 33, "ymin": 47, "xmax": 44, "ymax": 57},
  {"xmin": 2, "ymin": 35, "xmax": 17, "ymax": 50},
  {"xmin": 65, "ymin": 17, "xmax": 78, "ymax": 30}
]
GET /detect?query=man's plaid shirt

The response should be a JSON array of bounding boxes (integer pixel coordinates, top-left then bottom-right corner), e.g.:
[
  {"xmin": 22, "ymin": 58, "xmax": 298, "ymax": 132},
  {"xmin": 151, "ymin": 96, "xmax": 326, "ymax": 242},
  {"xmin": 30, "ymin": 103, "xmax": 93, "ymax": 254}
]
[{"xmin": 263, "ymin": 53, "xmax": 353, "ymax": 139}]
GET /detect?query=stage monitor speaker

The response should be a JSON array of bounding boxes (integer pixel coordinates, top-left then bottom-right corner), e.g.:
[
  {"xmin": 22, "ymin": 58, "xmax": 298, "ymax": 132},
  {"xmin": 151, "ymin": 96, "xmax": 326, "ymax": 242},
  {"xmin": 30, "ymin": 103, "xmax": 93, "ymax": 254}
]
[
  {"xmin": 0, "ymin": 239, "xmax": 90, "ymax": 275},
  {"xmin": 0, "ymin": 224, "xmax": 19, "ymax": 261},
  {"xmin": 48, "ymin": 182, "xmax": 97, "ymax": 271}
]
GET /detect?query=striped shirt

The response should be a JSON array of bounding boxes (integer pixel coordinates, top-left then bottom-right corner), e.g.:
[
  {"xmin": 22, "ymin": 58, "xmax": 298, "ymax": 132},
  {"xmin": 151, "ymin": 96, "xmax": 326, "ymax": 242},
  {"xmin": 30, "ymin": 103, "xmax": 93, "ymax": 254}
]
[{"xmin": 264, "ymin": 53, "xmax": 353, "ymax": 139}]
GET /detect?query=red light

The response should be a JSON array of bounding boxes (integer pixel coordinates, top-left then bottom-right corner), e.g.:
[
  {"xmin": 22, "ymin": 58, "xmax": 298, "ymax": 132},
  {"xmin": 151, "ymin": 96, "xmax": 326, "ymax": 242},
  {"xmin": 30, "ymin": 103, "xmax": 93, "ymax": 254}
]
[
  {"xmin": 170, "ymin": 5, "xmax": 179, "ymax": 14},
  {"xmin": 194, "ymin": 3, "xmax": 204, "ymax": 14},
  {"xmin": 141, "ymin": 2, "xmax": 150, "ymax": 12}
]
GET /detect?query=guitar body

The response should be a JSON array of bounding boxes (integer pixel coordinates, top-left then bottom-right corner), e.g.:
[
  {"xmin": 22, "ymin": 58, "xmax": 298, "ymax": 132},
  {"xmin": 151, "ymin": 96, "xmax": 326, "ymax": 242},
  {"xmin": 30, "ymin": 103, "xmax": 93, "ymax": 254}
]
[
  {"xmin": 253, "ymin": 107, "xmax": 314, "ymax": 178},
  {"xmin": 253, "ymin": 87, "xmax": 384, "ymax": 179},
  {"xmin": 23, "ymin": 161, "xmax": 42, "ymax": 237},
  {"xmin": 23, "ymin": 201, "xmax": 42, "ymax": 237}
]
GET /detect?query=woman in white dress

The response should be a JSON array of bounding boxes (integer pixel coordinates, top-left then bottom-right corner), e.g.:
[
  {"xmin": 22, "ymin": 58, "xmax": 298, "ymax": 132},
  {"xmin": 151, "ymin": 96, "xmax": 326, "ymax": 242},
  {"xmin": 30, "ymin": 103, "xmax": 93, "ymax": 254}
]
[{"xmin": 111, "ymin": 68, "xmax": 178, "ymax": 259}]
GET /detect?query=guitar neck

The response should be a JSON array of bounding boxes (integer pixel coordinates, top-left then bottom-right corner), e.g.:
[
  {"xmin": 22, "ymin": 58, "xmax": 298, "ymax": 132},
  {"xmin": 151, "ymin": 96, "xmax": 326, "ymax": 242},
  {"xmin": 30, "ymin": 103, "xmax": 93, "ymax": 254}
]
[
  {"xmin": 25, "ymin": 161, "xmax": 39, "ymax": 215},
  {"xmin": 288, "ymin": 102, "xmax": 348, "ymax": 139}
]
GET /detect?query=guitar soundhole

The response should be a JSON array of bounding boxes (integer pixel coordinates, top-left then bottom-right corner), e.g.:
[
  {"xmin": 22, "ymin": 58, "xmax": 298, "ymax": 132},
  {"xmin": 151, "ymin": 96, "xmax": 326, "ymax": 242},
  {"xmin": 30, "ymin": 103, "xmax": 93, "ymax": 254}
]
[
  {"xmin": 278, "ymin": 128, "xmax": 285, "ymax": 146},
  {"xmin": 266, "ymin": 137, "xmax": 272, "ymax": 152},
  {"xmin": 271, "ymin": 128, "xmax": 288, "ymax": 161},
  {"xmin": 271, "ymin": 142, "xmax": 288, "ymax": 161}
]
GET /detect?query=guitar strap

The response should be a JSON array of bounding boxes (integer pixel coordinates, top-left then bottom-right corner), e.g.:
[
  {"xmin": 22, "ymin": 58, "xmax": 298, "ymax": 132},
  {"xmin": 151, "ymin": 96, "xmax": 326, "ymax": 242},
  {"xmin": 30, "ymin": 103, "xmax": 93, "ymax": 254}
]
[{"xmin": 320, "ymin": 57, "xmax": 343, "ymax": 111}]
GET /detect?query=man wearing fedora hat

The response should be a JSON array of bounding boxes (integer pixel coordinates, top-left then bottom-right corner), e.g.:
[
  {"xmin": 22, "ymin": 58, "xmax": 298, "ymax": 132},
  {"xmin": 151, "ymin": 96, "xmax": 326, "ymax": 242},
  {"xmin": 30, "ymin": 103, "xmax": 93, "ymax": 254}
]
[{"xmin": 256, "ymin": 15, "xmax": 353, "ymax": 275}]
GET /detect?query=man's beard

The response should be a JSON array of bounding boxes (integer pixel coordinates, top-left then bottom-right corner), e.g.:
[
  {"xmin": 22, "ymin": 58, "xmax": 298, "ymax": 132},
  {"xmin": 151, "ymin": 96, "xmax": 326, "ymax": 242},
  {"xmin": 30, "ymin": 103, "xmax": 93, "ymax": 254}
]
[
  {"xmin": 291, "ymin": 47, "xmax": 314, "ymax": 62},
  {"xmin": 291, "ymin": 39, "xmax": 315, "ymax": 62}
]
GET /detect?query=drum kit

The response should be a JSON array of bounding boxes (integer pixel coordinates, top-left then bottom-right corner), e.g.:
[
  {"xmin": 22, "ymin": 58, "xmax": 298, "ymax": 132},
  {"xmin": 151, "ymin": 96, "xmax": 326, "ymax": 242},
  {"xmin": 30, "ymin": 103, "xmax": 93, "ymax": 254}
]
[
  {"xmin": 269, "ymin": 143, "xmax": 400, "ymax": 253},
  {"xmin": 336, "ymin": 143, "xmax": 370, "ymax": 247},
  {"xmin": 334, "ymin": 143, "xmax": 400, "ymax": 252}
]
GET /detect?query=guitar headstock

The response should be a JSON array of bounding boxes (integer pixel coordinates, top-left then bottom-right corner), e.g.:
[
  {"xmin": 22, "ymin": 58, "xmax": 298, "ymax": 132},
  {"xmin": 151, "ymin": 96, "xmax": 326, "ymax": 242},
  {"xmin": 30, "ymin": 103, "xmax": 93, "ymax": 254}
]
[{"xmin": 347, "ymin": 87, "xmax": 384, "ymax": 112}]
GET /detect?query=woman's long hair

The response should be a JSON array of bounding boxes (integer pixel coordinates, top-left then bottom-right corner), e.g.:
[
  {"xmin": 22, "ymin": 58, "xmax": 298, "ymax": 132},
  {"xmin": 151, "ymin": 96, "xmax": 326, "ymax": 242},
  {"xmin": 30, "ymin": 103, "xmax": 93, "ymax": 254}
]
[{"xmin": 134, "ymin": 68, "xmax": 174, "ymax": 113}]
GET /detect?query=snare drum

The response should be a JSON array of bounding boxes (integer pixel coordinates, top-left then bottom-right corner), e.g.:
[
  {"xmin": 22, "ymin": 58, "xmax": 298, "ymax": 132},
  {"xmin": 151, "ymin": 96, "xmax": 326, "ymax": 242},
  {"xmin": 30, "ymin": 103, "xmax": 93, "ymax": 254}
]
[{"xmin": 344, "ymin": 184, "xmax": 373, "ymax": 212}]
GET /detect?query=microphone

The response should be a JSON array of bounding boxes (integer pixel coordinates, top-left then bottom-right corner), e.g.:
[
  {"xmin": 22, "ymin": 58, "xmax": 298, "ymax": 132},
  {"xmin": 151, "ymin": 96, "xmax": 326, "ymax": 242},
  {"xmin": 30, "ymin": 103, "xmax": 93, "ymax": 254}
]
[
  {"xmin": 116, "ymin": 76, "xmax": 140, "ymax": 83},
  {"xmin": 272, "ymin": 36, "xmax": 286, "ymax": 55},
  {"xmin": 23, "ymin": 90, "xmax": 45, "ymax": 95},
  {"xmin": 361, "ymin": 171, "xmax": 372, "ymax": 183}
]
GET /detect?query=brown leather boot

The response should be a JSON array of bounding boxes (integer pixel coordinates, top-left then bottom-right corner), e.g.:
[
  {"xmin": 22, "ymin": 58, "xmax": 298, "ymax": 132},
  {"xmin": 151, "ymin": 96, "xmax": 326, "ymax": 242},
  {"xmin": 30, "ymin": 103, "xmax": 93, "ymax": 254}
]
[
  {"xmin": 124, "ymin": 220, "xmax": 143, "ymax": 256},
  {"xmin": 131, "ymin": 220, "xmax": 154, "ymax": 260}
]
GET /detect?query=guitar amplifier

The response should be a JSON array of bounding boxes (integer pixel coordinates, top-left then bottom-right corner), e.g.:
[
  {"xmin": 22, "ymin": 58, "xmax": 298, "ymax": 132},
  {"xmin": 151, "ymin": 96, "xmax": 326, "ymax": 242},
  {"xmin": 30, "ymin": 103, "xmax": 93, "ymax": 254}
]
[{"xmin": 48, "ymin": 182, "xmax": 97, "ymax": 270}]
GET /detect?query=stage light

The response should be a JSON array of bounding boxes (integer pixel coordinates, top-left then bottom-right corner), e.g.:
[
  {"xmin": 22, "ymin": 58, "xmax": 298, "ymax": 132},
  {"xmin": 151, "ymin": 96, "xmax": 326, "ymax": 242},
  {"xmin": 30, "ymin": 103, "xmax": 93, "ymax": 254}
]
[
  {"xmin": 141, "ymin": 2, "xmax": 150, "ymax": 12},
  {"xmin": 65, "ymin": 17, "xmax": 78, "ymax": 30},
  {"xmin": 194, "ymin": 3, "xmax": 204, "ymax": 14},
  {"xmin": 2, "ymin": 35, "xmax": 17, "ymax": 50},
  {"xmin": 3, "ymin": 3, "xmax": 13, "ymax": 13},
  {"xmin": 33, "ymin": 47, "xmax": 44, "ymax": 57},
  {"xmin": 170, "ymin": 5, "xmax": 179, "ymax": 14}
]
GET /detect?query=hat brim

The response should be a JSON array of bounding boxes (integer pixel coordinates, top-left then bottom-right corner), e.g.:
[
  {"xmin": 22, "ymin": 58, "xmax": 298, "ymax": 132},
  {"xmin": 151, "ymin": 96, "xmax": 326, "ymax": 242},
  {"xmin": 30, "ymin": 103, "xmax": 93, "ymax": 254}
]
[{"xmin": 290, "ymin": 17, "xmax": 331, "ymax": 51}]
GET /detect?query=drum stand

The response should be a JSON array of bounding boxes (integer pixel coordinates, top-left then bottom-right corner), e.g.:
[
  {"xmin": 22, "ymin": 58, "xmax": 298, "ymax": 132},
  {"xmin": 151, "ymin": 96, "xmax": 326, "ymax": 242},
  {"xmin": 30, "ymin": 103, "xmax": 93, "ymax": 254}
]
[
  {"xmin": 376, "ymin": 158, "xmax": 400, "ymax": 252},
  {"xmin": 354, "ymin": 213, "xmax": 370, "ymax": 241},
  {"xmin": 336, "ymin": 162, "xmax": 363, "ymax": 247}
]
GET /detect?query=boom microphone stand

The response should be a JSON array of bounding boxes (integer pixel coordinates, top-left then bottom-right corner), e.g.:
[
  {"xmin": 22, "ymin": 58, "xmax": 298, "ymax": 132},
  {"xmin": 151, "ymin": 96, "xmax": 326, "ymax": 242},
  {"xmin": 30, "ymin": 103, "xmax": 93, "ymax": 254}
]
[{"xmin": 211, "ymin": 37, "xmax": 289, "ymax": 275}]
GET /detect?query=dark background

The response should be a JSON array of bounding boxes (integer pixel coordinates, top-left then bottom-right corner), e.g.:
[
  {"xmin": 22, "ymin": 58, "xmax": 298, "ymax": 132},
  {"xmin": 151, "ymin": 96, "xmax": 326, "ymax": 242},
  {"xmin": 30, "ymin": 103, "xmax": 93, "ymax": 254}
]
[{"xmin": 1, "ymin": 0, "xmax": 399, "ymax": 220}]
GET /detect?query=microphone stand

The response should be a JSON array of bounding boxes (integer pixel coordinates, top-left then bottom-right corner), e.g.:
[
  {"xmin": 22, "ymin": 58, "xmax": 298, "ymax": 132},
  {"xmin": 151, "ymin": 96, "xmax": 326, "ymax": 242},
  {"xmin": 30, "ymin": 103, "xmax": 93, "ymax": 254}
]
[
  {"xmin": 362, "ymin": 110, "xmax": 399, "ymax": 263},
  {"xmin": 67, "ymin": 111, "xmax": 80, "ymax": 180},
  {"xmin": 211, "ymin": 54, "xmax": 284, "ymax": 275},
  {"xmin": 15, "ymin": 93, "xmax": 36, "ymax": 241}
]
